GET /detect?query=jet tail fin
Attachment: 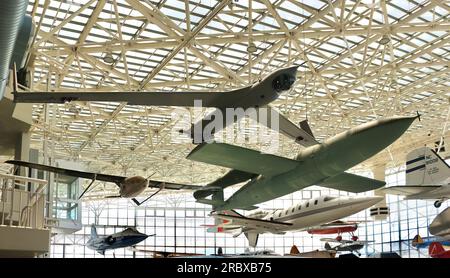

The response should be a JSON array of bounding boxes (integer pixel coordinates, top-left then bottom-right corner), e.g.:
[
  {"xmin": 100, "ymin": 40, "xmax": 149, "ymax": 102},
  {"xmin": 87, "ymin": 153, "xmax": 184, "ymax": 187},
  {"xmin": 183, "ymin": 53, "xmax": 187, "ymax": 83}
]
[
  {"xmin": 406, "ymin": 147, "xmax": 450, "ymax": 185},
  {"xmin": 412, "ymin": 234, "xmax": 423, "ymax": 247},
  {"xmin": 196, "ymin": 190, "xmax": 225, "ymax": 212},
  {"xmin": 324, "ymin": 242, "xmax": 333, "ymax": 250},
  {"xmin": 244, "ymin": 232, "xmax": 259, "ymax": 248},
  {"xmin": 299, "ymin": 120, "xmax": 315, "ymax": 139},
  {"xmin": 90, "ymin": 224, "xmax": 98, "ymax": 239},
  {"xmin": 290, "ymin": 245, "xmax": 300, "ymax": 255},
  {"xmin": 429, "ymin": 242, "xmax": 446, "ymax": 257}
]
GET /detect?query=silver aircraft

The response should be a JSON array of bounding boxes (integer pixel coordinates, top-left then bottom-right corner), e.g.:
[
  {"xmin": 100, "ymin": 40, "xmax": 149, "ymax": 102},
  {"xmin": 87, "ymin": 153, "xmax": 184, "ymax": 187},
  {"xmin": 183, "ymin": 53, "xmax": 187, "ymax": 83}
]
[
  {"xmin": 205, "ymin": 195, "xmax": 382, "ymax": 247},
  {"xmin": 86, "ymin": 225, "xmax": 152, "ymax": 255},
  {"xmin": 12, "ymin": 66, "xmax": 316, "ymax": 146}
]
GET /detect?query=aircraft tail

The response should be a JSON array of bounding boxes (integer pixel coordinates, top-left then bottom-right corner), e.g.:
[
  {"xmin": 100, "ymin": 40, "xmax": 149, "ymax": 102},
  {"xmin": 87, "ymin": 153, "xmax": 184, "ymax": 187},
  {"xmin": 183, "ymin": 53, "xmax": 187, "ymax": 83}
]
[
  {"xmin": 429, "ymin": 242, "xmax": 445, "ymax": 257},
  {"xmin": 290, "ymin": 245, "xmax": 300, "ymax": 255},
  {"xmin": 406, "ymin": 147, "xmax": 449, "ymax": 185},
  {"xmin": 412, "ymin": 235, "xmax": 423, "ymax": 247},
  {"xmin": 90, "ymin": 224, "xmax": 98, "ymax": 239},
  {"xmin": 244, "ymin": 232, "xmax": 259, "ymax": 248}
]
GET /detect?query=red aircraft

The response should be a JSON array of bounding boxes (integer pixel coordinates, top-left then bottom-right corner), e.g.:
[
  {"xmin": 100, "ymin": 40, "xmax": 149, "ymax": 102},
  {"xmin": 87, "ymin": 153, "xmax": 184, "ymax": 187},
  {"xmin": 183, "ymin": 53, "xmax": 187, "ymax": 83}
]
[
  {"xmin": 429, "ymin": 242, "xmax": 450, "ymax": 258},
  {"xmin": 307, "ymin": 220, "xmax": 363, "ymax": 242}
]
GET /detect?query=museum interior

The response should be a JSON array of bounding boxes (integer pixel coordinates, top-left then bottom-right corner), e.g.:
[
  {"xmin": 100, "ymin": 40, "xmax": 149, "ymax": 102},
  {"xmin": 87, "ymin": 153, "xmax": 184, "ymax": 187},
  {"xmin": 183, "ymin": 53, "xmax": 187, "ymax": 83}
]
[{"xmin": 0, "ymin": 0, "xmax": 449, "ymax": 259}]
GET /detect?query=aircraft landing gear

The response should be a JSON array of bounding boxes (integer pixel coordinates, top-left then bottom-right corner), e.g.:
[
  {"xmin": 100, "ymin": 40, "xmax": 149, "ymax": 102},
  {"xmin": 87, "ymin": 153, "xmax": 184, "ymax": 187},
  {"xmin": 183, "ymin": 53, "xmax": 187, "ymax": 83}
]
[{"xmin": 434, "ymin": 200, "xmax": 443, "ymax": 208}]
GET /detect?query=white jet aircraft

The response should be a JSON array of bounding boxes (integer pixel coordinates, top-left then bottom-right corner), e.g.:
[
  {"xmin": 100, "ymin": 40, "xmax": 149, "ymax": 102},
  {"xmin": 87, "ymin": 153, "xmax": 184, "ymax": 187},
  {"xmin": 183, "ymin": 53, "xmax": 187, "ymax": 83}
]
[{"xmin": 205, "ymin": 195, "xmax": 382, "ymax": 247}]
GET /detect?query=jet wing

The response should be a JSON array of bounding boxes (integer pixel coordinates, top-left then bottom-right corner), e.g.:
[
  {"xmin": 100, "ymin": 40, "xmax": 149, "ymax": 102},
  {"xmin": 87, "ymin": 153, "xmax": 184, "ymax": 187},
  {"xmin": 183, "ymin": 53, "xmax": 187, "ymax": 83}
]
[
  {"xmin": 382, "ymin": 185, "xmax": 442, "ymax": 196},
  {"xmin": 212, "ymin": 212, "xmax": 292, "ymax": 232},
  {"xmin": 307, "ymin": 220, "xmax": 362, "ymax": 231},
  {"xmin": 187, "ymin": 142, "xmax": 298, "ymax": 176},
  {"xmin": 13, "ymin": 86, "xmax": 253, "ymax": 108},
  {"xmin": 6, "ymin": 160, "xmax": 202, "ymax": 191},
  {"xmin": 194, "ymin": 169, "xmax": 258, "ymax": 199},
  {"xmin": 5, "ymin": 160, "xmax": 126, "ymax": 184},
  {"xmin": 257, "ymin": 106, "xmax": 319, "ymax": 147},
  {"xmin": 148, "ymin": 180, "xmax": 202, "ymax": 191},
  {"xmin": 317, "ymin": 172, "xmax": 386, "ymax": 193}
]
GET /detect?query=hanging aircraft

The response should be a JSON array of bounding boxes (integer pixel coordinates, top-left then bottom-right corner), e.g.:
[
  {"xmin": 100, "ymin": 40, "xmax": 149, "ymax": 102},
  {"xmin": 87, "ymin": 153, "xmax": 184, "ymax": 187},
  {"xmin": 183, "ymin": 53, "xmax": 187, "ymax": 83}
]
[
  {"xmin": 5, "ymin": 160, "xmax": 204, "ymax": 205},
  {"xmin": 306, "ymin": 220, "xmax": 366, "ymax": 242},
  {"xmin": 11, "ymin": 65, "xmax": 317, "ymax": 146},
  {"xmin": 321, "ymin": 238, "xmax": 371, "ymax": 256},
  {"xmin": 205, "ymin": 195, "xmax": 382, "ymax": 247},
  {"xmin": 189, "ymin": 115, "xmax": 418, "ymax": 211},
  {"xmin": 382, "ymin": 147, "xmax": 450, "ymax": 208},
  {"xmin": 286, "ymin": 245, "xmax": 336, "ymax": 258},
  {"xmin": 86, "ymin": 225, "xmax": 153, "ymax": 255}
]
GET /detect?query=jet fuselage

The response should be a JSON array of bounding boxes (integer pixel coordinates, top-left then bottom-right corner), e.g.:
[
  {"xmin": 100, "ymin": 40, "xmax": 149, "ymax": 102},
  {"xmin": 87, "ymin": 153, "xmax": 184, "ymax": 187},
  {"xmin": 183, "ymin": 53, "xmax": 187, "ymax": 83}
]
[
  {"xmin": 263, "ymin": 195, "xmax": 382, "ymax": 233},
  {"xmin": 218, "ymin": 116, "xmax": 417, "ymax": 210},
  {"xmin": 87, "ymin": 228, "xmax": 149, "ymax": 255}
]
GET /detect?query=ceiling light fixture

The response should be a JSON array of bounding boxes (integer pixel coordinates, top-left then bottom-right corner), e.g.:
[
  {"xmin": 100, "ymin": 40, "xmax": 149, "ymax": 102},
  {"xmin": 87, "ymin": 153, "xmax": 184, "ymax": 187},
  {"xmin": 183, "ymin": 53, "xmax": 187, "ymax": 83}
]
[
  {"xmin": 103, "ymin": 52, "xmax": 114, "ymax": 64},
  {"xmin": 379, "ymin": 34, "xmax": 390, "ymax": 45},
  {"xmin": 247, "ymin": 42, "xmax": 257, "ymax": 53}
]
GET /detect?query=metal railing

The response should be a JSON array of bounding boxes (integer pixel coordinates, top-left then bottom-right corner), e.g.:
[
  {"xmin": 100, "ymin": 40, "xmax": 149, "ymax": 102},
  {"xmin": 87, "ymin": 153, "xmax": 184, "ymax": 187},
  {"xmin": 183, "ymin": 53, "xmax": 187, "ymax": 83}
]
[{"xmin": 0, "ymin": 173, "xmax": 48, "ymax": 229}]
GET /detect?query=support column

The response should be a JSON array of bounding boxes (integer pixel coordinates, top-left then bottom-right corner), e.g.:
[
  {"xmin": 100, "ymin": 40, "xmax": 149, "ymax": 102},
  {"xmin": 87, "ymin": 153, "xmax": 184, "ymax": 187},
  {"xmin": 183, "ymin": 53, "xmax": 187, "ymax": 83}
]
[
  {"xmin": 370, "ymin": 164, "xmax": 389, "ymax": 221},
  {"xmin": 14, "ymin": 131, "xmax": 30, "ymax": 189}
]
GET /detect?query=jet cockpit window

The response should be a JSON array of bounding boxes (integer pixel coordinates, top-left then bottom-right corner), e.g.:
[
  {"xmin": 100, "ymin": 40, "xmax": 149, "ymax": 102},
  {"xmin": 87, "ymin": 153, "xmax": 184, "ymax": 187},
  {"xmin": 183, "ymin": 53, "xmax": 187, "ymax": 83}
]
[
  {"xmin": 306, "ymin": 202, "xmax": 309, "ymax": 208},
  {"xmin": 314, "ymin": 200, "xmax": 318, "ymax": 205},
  {"xmin": 124, "ymin": 227, "xmax": 138, "ymax": 233}
]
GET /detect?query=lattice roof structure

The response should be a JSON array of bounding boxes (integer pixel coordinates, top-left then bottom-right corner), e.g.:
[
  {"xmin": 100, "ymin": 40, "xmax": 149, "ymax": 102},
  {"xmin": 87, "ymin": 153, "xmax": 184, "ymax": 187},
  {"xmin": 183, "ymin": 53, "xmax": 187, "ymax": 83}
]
[{"xmin": 16, "ymin": 0, "xmax": 450, "ymax": 197}]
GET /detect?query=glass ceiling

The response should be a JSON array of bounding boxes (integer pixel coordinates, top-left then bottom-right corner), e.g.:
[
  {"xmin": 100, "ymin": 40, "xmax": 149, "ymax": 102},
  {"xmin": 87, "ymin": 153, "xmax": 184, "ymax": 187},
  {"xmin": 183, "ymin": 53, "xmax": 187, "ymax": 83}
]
[{"xmin": 10, "ymin": 0, "xmax": 450, "ymax": 197}]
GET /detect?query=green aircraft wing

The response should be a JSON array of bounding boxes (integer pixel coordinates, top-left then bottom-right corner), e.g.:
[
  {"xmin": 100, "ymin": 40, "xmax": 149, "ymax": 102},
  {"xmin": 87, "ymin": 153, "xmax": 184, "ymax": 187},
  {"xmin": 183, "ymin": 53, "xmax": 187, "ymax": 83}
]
[
  {"xmin": 318, "ymin": 172, "xmax": 386, "ymax": 193},
  {"xmin": 187, "ymin": 142, "xmax": 298, "ymax": 177}
]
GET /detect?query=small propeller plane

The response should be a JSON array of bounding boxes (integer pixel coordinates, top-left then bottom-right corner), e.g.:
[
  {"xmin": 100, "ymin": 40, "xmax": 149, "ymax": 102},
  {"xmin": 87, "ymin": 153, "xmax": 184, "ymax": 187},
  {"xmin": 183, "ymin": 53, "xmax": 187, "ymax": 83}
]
[
  {"xmin": 306, "ymin": 220, "xmax": 367, "ymax": 242},
  {"xmin": 5, "ymin": 160, "xmax": 203, "ymax": 205},
  {"xmin": 286, "ymin": 245, "xmax": 336, "ymax": 258},
  {"xmin": 321, "ymin": 237, "xmax": 372, "ymax": 256}
]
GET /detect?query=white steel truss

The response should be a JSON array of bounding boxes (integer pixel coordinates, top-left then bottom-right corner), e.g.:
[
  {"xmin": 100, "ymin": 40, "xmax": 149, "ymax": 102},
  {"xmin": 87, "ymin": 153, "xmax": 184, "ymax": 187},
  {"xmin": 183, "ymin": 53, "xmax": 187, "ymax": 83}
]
[{"xmin": 7, "ymin": 0, "xmax": 449, "ymax": 197}]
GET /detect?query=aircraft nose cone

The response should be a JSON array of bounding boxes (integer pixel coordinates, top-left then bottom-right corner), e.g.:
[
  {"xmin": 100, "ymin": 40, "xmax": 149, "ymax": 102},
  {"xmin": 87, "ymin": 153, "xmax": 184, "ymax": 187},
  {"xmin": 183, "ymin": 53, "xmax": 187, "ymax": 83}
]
[
  {"xmin": 379, "ymin": 115, "xmax": 418, "ymax": 130},
  {"xmin": 430, "ymin": 207, "xmax": 450, "ymax": 236}
]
